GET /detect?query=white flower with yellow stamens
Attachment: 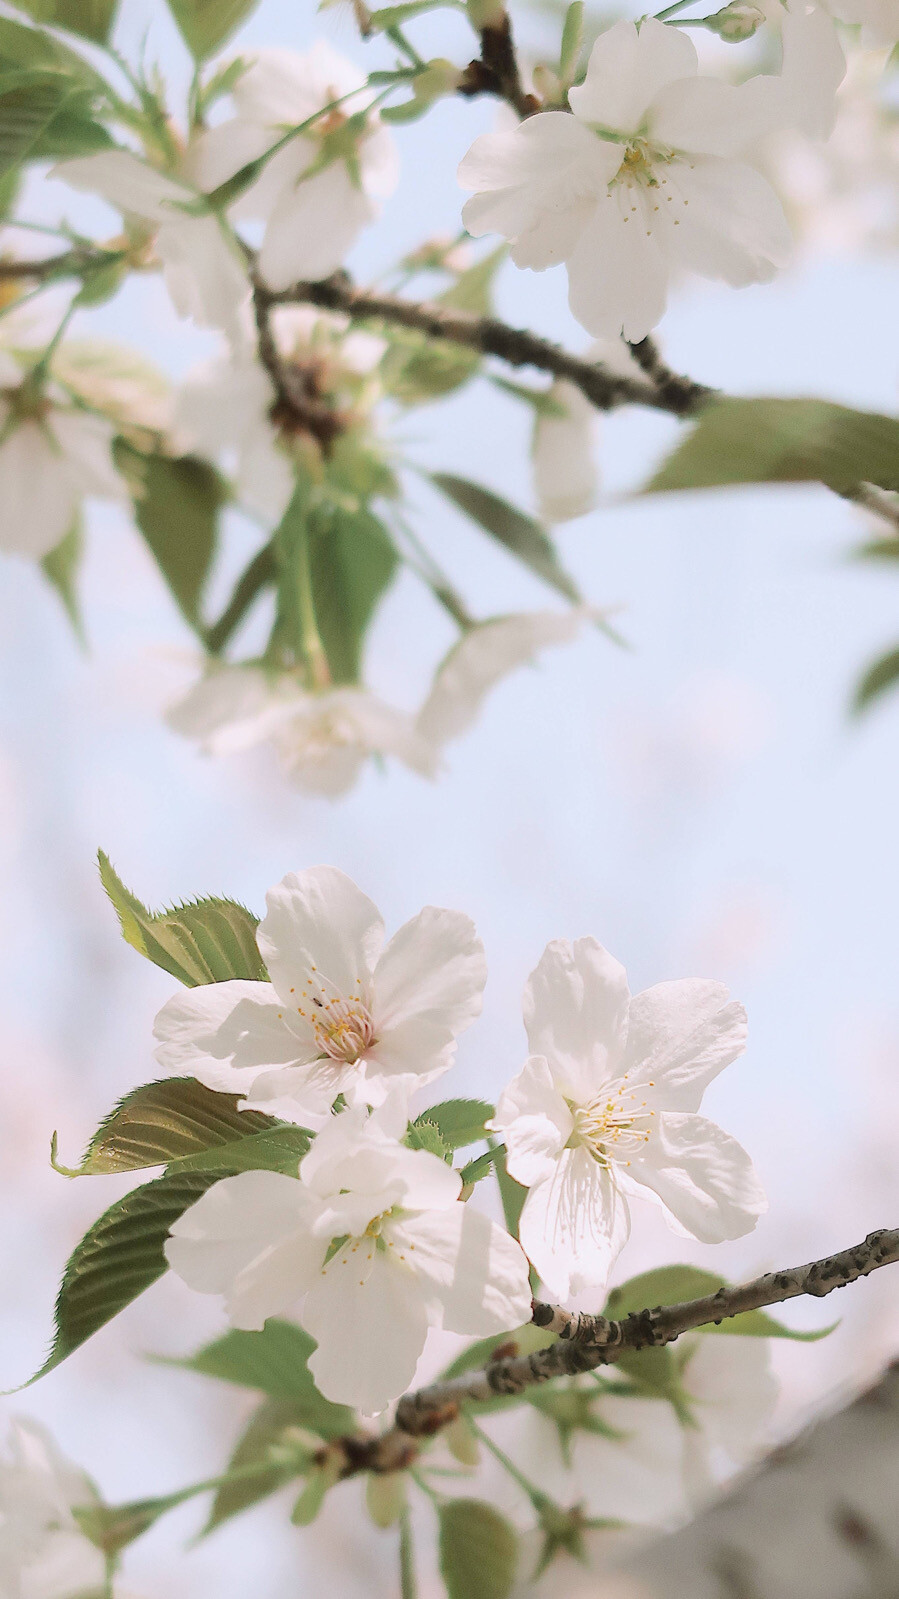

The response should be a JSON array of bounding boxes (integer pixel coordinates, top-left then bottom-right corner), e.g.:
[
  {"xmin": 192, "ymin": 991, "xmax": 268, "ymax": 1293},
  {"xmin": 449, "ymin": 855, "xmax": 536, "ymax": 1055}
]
[
  {"xmin": 153, "ymin": 865, "xmax": 486, "ymax": 1125},
  {"xmin": 490, "ymin": 938, "xmax": 765, "ymax": 1300}
]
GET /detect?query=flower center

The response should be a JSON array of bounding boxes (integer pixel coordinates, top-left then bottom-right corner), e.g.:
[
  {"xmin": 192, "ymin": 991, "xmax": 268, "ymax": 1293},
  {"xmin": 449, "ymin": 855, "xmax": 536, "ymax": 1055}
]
[
  {"xmin": 294, "ymin": 973, "xmax": 376, "ymax": 1063},
  {"xmin": 568, "ymin": 1073, "xmax": 655, "ymax": 1168}
]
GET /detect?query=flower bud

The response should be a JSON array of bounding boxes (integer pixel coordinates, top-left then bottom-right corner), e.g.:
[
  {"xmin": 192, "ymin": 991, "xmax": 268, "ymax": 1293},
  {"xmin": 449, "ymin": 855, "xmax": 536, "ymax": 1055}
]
[
  {"xmin": 705, "ymin": 1, "xmax": 765, "ymax": 40},
  {"xmin": 413, "ymin": 58, "xmax": 464, "ymax": 104}
]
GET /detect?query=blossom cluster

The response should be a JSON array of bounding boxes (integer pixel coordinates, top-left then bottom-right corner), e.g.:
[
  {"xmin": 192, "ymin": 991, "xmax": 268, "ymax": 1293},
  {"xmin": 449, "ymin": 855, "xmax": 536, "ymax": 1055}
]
[{"xmin": 161, "ymin": 865, "xmax": 765, "ymax": 1414}]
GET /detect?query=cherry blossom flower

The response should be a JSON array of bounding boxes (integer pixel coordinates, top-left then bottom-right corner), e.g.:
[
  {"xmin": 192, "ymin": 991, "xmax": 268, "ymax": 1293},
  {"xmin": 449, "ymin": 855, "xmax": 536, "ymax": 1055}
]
[
  {"xmin": 0, "ymin": 1417, "xmax": 106, "ymax": 1599},
  {"xmin": 418, "ymin": 609, "xmax": 596, "ymax": 747},
  {"xmin": 458, "ymin": 19, "xmax": 791, "ymax": 340},
  {"xmin": 166, "ymin": 666, "xmax": 438, "ymax": 794},
  {"xmin": 154, "ymin": 865, "xmax": 486, "ymax": 1124},
  {"xmin": 531, "ymin": 382, "xmax": 599, "ymax": 523},
  {"xmin": 490, "ymin": 938, "xmax": 766, "ymax": 1299},
  {"xmin": 826, "ymin": 0, "xmax": 899, "ymax": 42},
  {"xmin": 0, "ymin": 351, "xmax": 124, "ymax": 560},
  {"xmin": 53, "ymin": 151, "xmax": 251, "ymax": 337},
  {"xmin": 187, "ymin": 42, "xmax": 399, "ymax": 290},
  {"xmin": 165, "ymin": 1106, "xmax": 533, "ymax": 1412},
  {"xmin": 778, "ymin": 1, "xmax": 847, "ymax": 140}
]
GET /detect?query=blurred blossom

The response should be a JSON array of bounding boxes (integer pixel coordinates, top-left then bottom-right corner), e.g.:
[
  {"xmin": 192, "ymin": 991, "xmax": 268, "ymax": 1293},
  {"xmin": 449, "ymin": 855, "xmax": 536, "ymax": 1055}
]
[
  {"xmin": 611, "ymin": 674, "xmax": 771, "ymax": 811},
  {"xmin": 0, "ymin": 1415, "xmax": 106, "ymax": 1599}
]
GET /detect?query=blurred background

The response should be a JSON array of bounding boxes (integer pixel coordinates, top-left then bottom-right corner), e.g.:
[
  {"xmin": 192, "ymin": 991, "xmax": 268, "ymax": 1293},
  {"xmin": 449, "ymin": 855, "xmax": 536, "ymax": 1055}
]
[{"xmin": 0, "ymin": 0, "xmax": 898, "ymax": 1590}]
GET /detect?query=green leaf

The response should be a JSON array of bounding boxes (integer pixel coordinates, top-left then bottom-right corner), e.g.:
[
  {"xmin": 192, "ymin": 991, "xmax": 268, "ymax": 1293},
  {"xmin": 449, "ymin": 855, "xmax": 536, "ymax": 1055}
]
[
  {"xmin": 166, "ymin": 0, "xmax": 260, "ymax": 60},
  {"xmin": 291, "ymin": 1456, "xmax": 341, "ymax": 1525},
  {"xmin": 114, "ymin": 441, "xmax": 225, "ymax": 628},
  {"xmin": 856, "ymin": 536, "xmax": 899, "ymax": 563},
  {"xmin": 166, "ymin": 1124, "xmax": 310, "ymax": 1176},
  {"xmin": 646, "ymin": 397, "xmax": 899, "ymax": 497},
  {"xmin": 169, "ymin": 1320, "xmax": 355, "ymax": 1436},
  {"xmin": 206, "ymin": 1398, "xmax": 315, "ymax": 1532},
  {"xmin": 458, "ymin": 1145, "xmax": 501, "ymax": 1186},
  {"xmin": 559, "ymin": 0, "xmax": 584, "ymax": 78},
  {"xmin": 76, "ymin": 1489, "xmax": 197, "ymax": 1555},
  {"xmin": 98, "ymin": 851, "xmax": 268, "ymax": 987},
  {"xmin": 0, "ymin": 17, "xmax": 106, "ymax": 84},
  {"xmin": 367, "ymin": 0, "xmax": 448, "ymax": 27},
  {"xmin": 13, "ymin": 0, "xmax": 118, "ymax": 45},
  {"xmin": 404, "ymin": 1119, "xmax": 452, "ymax": 1161},
  {"xmin": 0, "ymin": 75, "xmax": 73, "ymax": 175},
  {"xmin": 20, "ymin": 1169, "xmax": 234, "ymax": 1386},
  {"xmin": 438, "ymin": 1499, "xmax": 518, "ymax": 1599},
  {"xmin": 380, "ymin": 246, "xmax": 506, "ymax": 403},
  {"xmin": 307, "ymin": 503, "xmax": 398, "ymax": 685},
  {"xmin": 41, "ymin": 521, "xmax": 84, "ymax": 640},
  {"xmin": 492, "ymin": 1142, "xmax": 527, "ymax": 1241},
  {"xmin": 414, "ymin": 1098, "xmax": 494, "ymax": 1149},
  {"xmin": 605, "ymin": 1266, "xmax": 834, "ymax": 1340},
  {"xmin": 32, "ymin": 97, "xmax": 112, "ymax": 158},
  {"xmin": 854, "ymin": 646, "xmax": 899, "ymax": 714},
  {"xmin": 439, "ymin": 244, "xmax": 506, "ymax": 316},
  {"xmin": 55, "ymin": 1078, "xmax": 280, "ymax": 1177},
  {"xmin": 430, "ymin": 473, "xmax": 580, "ymax": 604}
]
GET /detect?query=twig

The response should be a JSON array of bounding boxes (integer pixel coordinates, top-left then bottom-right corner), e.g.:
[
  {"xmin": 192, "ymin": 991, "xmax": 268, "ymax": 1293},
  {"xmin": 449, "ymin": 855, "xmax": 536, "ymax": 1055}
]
[
  {"xmin": 261, "ymin": 275, "xmax": 712, "ymax": 420},
  {"xmin": 457, "ymin": 13, "xmax": 541, "ymax": 119},
  {"xmin": 251, "ymin": 281, "xmax": 349, "ymax": 453}
]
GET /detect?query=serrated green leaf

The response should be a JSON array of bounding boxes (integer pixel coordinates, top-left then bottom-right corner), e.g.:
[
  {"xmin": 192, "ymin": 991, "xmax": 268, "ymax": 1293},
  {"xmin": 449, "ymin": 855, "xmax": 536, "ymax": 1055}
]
[
  {"xmin": 13, "ymin": 0, "xmax": 118, "ymax": 45},
  {"xmin": 308, "ymin": 503, "xmax": 398, "ymax": 684},
  {"xmin": 605, "ymin": 1266, "xmax": 834, "ymax": 1340},
  {"xmin": 98, "ymin": 851, "xmax": 268, "ymax": 987},
  {"xmin": 19, "ymin": 1169, "xmax": 233, "ymax": 1386},
  {"xmin": 646, "ymin": 397, "xmax": 899, "ymax": 497},
  {"xmin": 57, "ymin": 1078, "xmax": 279, "ymax": 1177},
  {"xmin": 414, "ymin": 1098, "xmax": 494, "ymax": 1149},
  {"xmin": 404, "ymin": 1119, "xmax": 452, "ymax": 1161},
  {"xmin": 854, "ymin": 646, "xmax": 899, "ymax": 714},
  {"xmin": 458, "ymin": 1145, "xmax": 501, "ymax": 1186},
  {"xmin": 438, "ymin": 1499, "xmax": 518, "ymax": 1599},
  {"xmin": 206, "ymin": 1398, "xmax": 314, "ymax": 1532},
  {"xmin": 41, "ymin": 520, "xmax": 84, "ymax": 641},
  {"xmin": 168, "ymin": 1320, "xmax": 356, "ymax": 1436},
  {"xmin": 430, "ymin": 473, "xmax": 580, "ymax": 604},
  {"xmin": 114, "ymin": 441, "xmax": 225, "ymax": 628},
  {"xmin": 166, "ymin": 0, "xmax": 259, "ymax": 60},
  {"xmin": 166, "ymin": 1124, "xmax": 310, "ymax": 1176}
]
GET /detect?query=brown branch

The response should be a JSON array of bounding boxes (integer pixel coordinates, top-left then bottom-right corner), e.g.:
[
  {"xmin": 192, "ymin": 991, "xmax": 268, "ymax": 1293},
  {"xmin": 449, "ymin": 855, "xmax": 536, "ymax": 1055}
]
[
  {"xmin": 262, "ymin": 274, "xmax": 712, "ymax": 420},
  {"xmin": 457, "ymin": 13, "xmax": 541, "ymax": 119},
  {"xmin": 251, "ymin": 280, "xmax": 349, "ymax": 453}
]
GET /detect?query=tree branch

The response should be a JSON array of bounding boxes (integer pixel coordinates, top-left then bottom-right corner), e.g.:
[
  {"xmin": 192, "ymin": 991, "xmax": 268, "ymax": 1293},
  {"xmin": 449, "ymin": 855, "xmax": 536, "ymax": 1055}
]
[
  {"xmin": 457, "ymin": 13, "xmax": 541, "ymax": 119},
  {"xmin": 261, "ymin": 275, "xmax": 712, "ymax": 420},
  {"xmin": 251, "ymin": 280, "xmax": 349, "ymax": 453}
]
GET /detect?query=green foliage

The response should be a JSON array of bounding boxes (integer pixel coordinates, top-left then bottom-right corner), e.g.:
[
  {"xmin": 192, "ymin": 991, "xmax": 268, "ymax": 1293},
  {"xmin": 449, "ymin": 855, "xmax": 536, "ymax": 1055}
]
[
  {"xmin": 169, "ymin": 1319, "xmax": 356, "ymax": 1436},
  {"xmin": 21, "ymin": 1169, "xmax": 235, "ymax": 1385},
  {"xmin": 166, "ymin": 1124, "xmax": 310, "ymax": 1176},
  {"xmin": 559, "ymin": 0, "xmax": 585, "ymax": 78},
  {"xmin": 13, "ymin": 0, "xmax": 118, "ymax": 44},
  {"xmin": 438, "ymin": 1499, "xmax": 519, "ymax": 1599},
  {"xmin": 854, "ymin": 646, "xmax": 899, "ymax": 714},
  {"xmin": 114, "ymin": 441, "xmax": 226, "ymax": 629},
  {"xmin": 492, "ymin": 1142, "xmax": 527, "ymax": 1242},
  {"xmin": 413, "ymin": 1098, "xmax": 494, "ymax": 1149},
  {"xmin": 54, "ymin": 1078, "xmax": 280, "ymax": 1177},
  {"xmin": 458, "ymin": 1145, "xmax": 502, "ymax": 1186},
  {"xmin": 166, "ymin": 0, "xmax": 260, "ymax": 60},
  {"xmin": 308, "ymin": 503, "xmax": 399, "ymax": 684},
  {"xmin": 381, "ymin": 247, "xmax": 505, "ymax": 402},
  {"xmin": 98, "ymin": 851, "xmax": 268, "ymax": 987},
  {"xmin": 76, "ymin": 1489, "xmax": 198, "ymax": 1555},
  {"xmin": 646, "ymin": 397, "xmax": 899, "ymax": 496},
  {"xmin": 605, "ymin": 1265, "xmax": 834, "ymax": 1340},
  {"xmin": 40, "ymin": 521, "xmax": 84, "ymax": 641},
  {"xmin": 430, "ymin": 473, "xmax": 581, "ymax": 604},
  {"xmin": 206, "ymin": 1399, "xmax": 317, "ymax": 1532},
  {"xmin": 404, "ymin": 1119, "xmax": 452, "ymax": 1161},
  {"xmin": 0, "ymin": 16, "xmax": 107, "ymax": 83},
  {"xmin": 0, "ymin": 73, "xmax": 108, "ymax": 174},
  {"xmin": 290, "ymin": 1453, "xmax": 341, "ymax": 1525}
]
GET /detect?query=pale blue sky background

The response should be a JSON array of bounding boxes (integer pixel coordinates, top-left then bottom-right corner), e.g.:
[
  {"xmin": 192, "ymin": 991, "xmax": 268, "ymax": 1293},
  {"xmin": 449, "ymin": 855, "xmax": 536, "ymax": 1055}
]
[{"xmin": 0, "ymin": 1, "xmax": 898, "ymax": 1592}]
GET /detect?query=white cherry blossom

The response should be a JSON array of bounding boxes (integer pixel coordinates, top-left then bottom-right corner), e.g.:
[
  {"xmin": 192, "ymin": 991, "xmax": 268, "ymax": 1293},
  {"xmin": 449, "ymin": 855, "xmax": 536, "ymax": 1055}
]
[
  {"xmin": 166, "ymin": 666, "xmax": 438, "ymax": 794},
  {"xmin": 778, "ymin": 1, "xmax": 846, "ymax": 141},
  {"xmin": 458, "ymin": 19, "xmax": 791, "ymax": 340},
  {"xmin": 531, "ymin": 381, "xmax": 599, "ymax": 523},
  {"xmin": 187, "ymin": 42, "xmax": 399, "ymax": 290},
  {"xmin": 0, "ymin": 1417, "xmax": 106, "ymax": 1599},
  {"xmin": 154, "ymin": 865, "xmax": 486, "ymax": 1124},
  {"xmin": 165, "ymin": 1106, "xmax": 533, "ymax": 1412},
  {"xmin": 490, "ymin": 938, "xmax": 765, "ymax": 1299}
]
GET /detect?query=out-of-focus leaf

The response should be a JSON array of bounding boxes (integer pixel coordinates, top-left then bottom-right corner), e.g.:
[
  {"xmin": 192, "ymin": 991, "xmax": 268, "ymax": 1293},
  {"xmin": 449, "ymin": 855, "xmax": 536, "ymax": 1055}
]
[
  {"xmin": 0, "ymin": 16, "xmax": 107, "ymax": 84},
  {"xmin": 414, "ymin": 1098, "xmax": 494, "ymax": 1149},
  {"xmin": 430, "ymin": 473, "xmax": 580, "ymax": 603},
  {"xmin": 438, "ymin": 1499, "xmax": 518, "ymax": 1599},
  {"xmin": 206, "ymin": 1399, "xmax": 317, "ymax": 1532},
  {"xmin": 54, "ymin": 1078, "xmax": 279, "ymax": 1177},
  {"xmin": 98, "ymin": 852, "xmax": 268, "ymax": 987},
  {"xmin": 76, "ymin": 1488, "xmax": 197, "ymax": 1554},
  {"xmin": 166, "ymin": 0, "xmax": 259, "ymax": 59},
  {"xmin": 854, "ymin": 646, "xmax": 899, "ymax": 714},
  {"xmin": 380, "ymin": 246, "xmax": 505, "ymax": 402},
  {"xmin": 13, "ymin": 0, "xmax": 118, "ymax": 45},
  {"xmin": 308, "ymin": 503, "xmax": 398, "ymax": 684},
  {"xmin": 0, "ymin": 75, "xmax": 73, "ymax": 174},
  {"xmin": 40, "ymin": 521, "xmax": 84, "ymax": 640},
  {"xmin": 168, "ymin": 1319, "xmax": 356, "ymax": 1436},
  {"xmin": 114, "ymin": 440, "xmax": 225, "ymax": 628},
  {"xmin": 646, "ymin": 397, "xmax": 899, "ymax": 496},
  {"xmin": 605, "ymin": 1266, "xmax": 834, "ymax": 1340}
]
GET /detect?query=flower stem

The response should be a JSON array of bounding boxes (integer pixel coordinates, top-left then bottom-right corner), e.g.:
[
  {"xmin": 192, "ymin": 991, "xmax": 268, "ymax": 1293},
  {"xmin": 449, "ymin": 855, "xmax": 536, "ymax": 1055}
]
[
  {"xmin": 399, "ymin": 1506, "xmax": 418, "ymax": 1599},
  {"xmin": 469, "ymin": 1419, "xmax": 549, "ymax": 1511},
  {"xmin": 287, "ymin": 505, "xmax": 332, "ymax": 691},
  {"xmin": 653, "ymin": 0, "xmax": 698, "ymax": 17}
]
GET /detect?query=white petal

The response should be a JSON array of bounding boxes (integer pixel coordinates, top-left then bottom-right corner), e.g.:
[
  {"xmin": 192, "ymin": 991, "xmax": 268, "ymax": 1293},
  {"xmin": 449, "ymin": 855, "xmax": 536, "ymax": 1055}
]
[
  {"xmin": 166, "ymin": 666, "xmax": 293, "ymax": 755},
  {"xmin": 53, "ymin": 150, "xmax": 189, "ymax": 222},
  {"xmin": 826, "ymin": 0, "xmax": 899, "ymax": 43},
  {"xmin": 359, "ymin": 1016, "xmax": 458, "ymax": 1096},
  {"xmin": 417, "ymin": 610, "xmax": 590, "ymax": 747},
  {"xmin": 649, "ymin": 74, "xmax": 787, "ymax": 159},
  {"xmin": 660, "ymin": 158, "xmax": 792, "ymax": 287},
  {"xmin": 303, "ymin": 1245, "xmax": 429, "ymax": 1413},
  {"xmin": 523, "ymin": 937, "xmax": 630, "ymax": 1104},
  {"xmin": 519, "ymin": 1148, "xmax": 630, "ymax": 1299},
  {"xmin": 569, "ymin": 19, "xmax": 697, "ymax": 131},
  {"xmin": 258, "ymin": 164, "xmax": 377, "ymax": 289},
  {"xmin": 491, "ymin": 1055, "xmax": 574, "ymax": 1187},
  {"xmin": 235, "ymin": 425, "xmax": 297, "ymax": 525},
  {"xmin": 45, "ymin": 409, "xmax": 122, "ymax": 500},
  {"xmin": 622, "ymin": 979, "xmax": 747, "ymax": 1113},
  {"xmin": 779, "ymin": 3, "xmax": 846, "ymax": 141},
  {"xmin": 565, "ymin": 188, "xmax": 670, "ymax": 341},
  {"xmin": 389, "ymin": 1203, "xmax": 532, "ymax": 1335},
  {"xmin": 532, "ymin": 380, "xmax": 599, "ymax": 523},
  {"xmin": 0, "ymin": 425, "xmax": 77, "ymax": 558},
  {"xmin": 628, "ymin": 1111, "xmax": 766, "ymax": 1243},
  {"xmin": 570, "ymin": 1395, "xmax": 688, "ymax": 1525},
  {"xmin": 156, "ymin": 215, "xmax": 251, "ymax": 335},
  {"xmin": 165, "ymin": 1170, "xmax": 325, "ymax": 1328},
  {"xmin": 684, "ymin": 1334, "xmax": 778, "ymax": 1460},
  {"xmin": 373, "ymin": 906, "xmax": 486, "ymax": 1042},
  {"xmin": 153, "ymin": 978, "xmax": 318, "ymax": 1095},
  {"xmin": 258, "ymin": 866, "xmax": 385, "ymax": 1008},
  {"xmin": 300, "ymin": 1105, "xmax": 461, "ymax": 1211},
  {"xmin": 185, "ymin": 120, "xmax": 273, "ymax": 196},
  {"xmin": 327, "ymin": 688, "xmax": 438, "ymax": 777},
  {"xmin": 233, "ymin": 42, "xmax": 368, "ymax": 126}
]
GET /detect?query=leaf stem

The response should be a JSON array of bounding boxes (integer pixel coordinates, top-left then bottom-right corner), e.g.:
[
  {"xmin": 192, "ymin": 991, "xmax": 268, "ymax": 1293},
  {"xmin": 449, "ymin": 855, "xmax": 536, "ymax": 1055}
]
[{"xmin": 399, "ymin": 1506, "xmax": 418, "ymax": 1599}]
